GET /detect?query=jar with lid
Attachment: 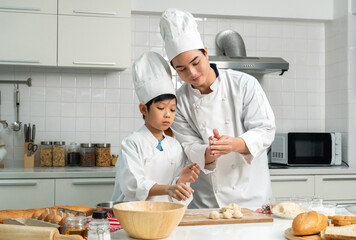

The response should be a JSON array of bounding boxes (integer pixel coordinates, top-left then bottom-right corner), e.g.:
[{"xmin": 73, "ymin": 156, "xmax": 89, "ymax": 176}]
[
  {"xmin": 80, "ymin": 143, "xmax": 95, "ymax": 167},
  {"xmin": 52, "ymin": 141, "xmax": 66, "ymax": 167},
  {"xmin": 88, "ymin": 211, "xmax": 111, "ymax": 240},
  {"xmin": 95, "ymin": 143, "xmax": 111, "ymax": 167},
  {"xmin": 67, "ymin": 142, "xmax": 81, "ymax": 166},
  {"xmin": 40, "ymin": 141, "xmax": 53, "ymax": 167},
  {"xmin": 64, "ymin": 216, "xmax": 88, "ymax": 238}
]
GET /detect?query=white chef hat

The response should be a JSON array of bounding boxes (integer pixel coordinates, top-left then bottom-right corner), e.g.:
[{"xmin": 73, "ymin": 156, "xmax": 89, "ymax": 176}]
[
  {"xmin": 160, "ymin": 8, "xmax": 205, "ymax": 61},
  {"xmin": 132, "ymin": 51, "xmax": 175, "ymax": 104}
]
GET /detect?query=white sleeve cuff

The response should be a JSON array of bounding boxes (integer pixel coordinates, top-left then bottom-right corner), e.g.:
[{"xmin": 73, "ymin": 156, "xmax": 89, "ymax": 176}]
[{"xmin": 136, "ymin": 180, "xmax": 156, "ymax": 201}]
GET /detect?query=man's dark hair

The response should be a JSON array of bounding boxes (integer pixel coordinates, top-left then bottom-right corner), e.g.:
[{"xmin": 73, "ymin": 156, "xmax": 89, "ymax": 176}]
[
  {"xmin": 170, "ymin": 49, "xmax": 206, "ymax": 68},
  {"xmin": 142, "ymin": 94, "xmax": 176, "ymax": 119}
]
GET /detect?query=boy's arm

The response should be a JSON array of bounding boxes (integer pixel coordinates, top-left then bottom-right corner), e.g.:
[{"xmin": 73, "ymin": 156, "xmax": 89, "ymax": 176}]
[{"xmin": 149, "ymin": 183, "xmax": 193, "ymax": 201}]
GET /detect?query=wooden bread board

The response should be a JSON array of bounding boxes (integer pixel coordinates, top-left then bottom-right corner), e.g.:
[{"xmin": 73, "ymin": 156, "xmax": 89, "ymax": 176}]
[
  {"xmin": 178, "ymin": 208, "xmax": 273, "ymax": 226},
  {"xmin": 284, "ymin": 228, "xmax": 321, "ymax": 240}
]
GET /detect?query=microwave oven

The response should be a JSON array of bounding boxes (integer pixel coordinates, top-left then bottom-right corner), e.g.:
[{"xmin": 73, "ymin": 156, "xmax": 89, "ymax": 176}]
[{"xmin": 270, "ymin": 132, "xmax": 342, "ymax": 166}]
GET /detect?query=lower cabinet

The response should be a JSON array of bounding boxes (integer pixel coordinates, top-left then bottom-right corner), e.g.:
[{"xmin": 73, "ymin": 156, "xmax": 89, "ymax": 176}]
[
  {"xmin": 270, "ymin": 175, "xmax": 314, "ymax": 198},
  {"xmin": 315, "ymin": 175, "xmax": 356, "ymax": 203},
  {"xmin": 55, "ymin": 178, "xmax": 115, "ymax": 207},
  {"xmin": 0, "ymin": 179, "xmax": 55, "ymax": 210}
]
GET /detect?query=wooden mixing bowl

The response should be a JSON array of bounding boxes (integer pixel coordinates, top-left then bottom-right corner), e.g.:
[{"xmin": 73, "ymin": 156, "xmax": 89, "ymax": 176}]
[{"xmin": 113, "ymin": 201, "xmax": 186, "ymax": 239}]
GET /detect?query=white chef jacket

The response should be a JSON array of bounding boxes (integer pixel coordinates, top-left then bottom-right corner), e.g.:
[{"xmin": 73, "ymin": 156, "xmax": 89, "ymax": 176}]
[
  {"xmin": 171, "ymin": 65, "xmax": 276, "ymax": 209},
  {"xmin": 111, "ymin": 125, "xmax": 191, "ymax": 204}
]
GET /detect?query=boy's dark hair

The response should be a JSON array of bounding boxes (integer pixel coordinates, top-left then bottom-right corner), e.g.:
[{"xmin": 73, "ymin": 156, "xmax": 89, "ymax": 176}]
[
  {"xmin": 142, "ymin": 94, "xmax": 177, "ymax": 119},
  {"xmin": 170, "ymin": 49, "xmax": 206, "ymax": 68}
]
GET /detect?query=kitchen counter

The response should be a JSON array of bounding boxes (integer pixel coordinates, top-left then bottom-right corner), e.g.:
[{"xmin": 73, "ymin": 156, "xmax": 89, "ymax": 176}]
[
  {"xmin": 0, "ymin": 166, "xmax": 356, "ymax": 179},
  {"xmin": 111, "ymin": 207, "xmax": 354, "ymax": 240}
]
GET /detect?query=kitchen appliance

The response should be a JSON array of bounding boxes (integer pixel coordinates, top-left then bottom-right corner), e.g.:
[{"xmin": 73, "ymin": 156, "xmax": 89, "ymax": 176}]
[
  {"xmin": 210, "ymin": 30, "xmax": 289, "ymax": 75},
  {"xmin": 270, "ymin": 132, "xmax": 342, "ymax": 166}
]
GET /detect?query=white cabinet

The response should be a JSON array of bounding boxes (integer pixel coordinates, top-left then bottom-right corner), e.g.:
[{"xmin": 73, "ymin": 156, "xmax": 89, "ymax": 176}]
[
  {"xmin": 270, "ymin": 175, "xmax": 314, "ymax": 198},
  {"xmin": 55, "ymin": 178, "xmax": 115, "ymax": 207},
  {"xmin": 0, "ymin": 179, "xmax": 55, "ymax": 210},
  {"xmin": 315, "ymin": 175, "xmax": 356, "ymax": 203},
  {"xmin": 0, "ymin": 0, "xmax": 57, "ymax": 14}
]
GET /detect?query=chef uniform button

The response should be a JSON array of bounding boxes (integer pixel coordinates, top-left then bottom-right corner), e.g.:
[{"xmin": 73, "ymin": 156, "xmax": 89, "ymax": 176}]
[
  {"xmin": 231, "ymin": 164, "xmax": 236, "ymax": 169},
  {"xmin": 222, "ymin": 97, "xmax": 226, "ymax": 101},
  {"xmin": 200, "ymin": 126, "xmax": 205, "ymax": 131},
  {"xmin": 232, "ymin": 186, "xmax": 236, "ymax": 190},
  {"xmin": 225, "ymin": 120, "xmax": 230, "ymax": 124},
  {"xmin": 214, "ymin": 189, "xmax": 219, "ymax": 193}
]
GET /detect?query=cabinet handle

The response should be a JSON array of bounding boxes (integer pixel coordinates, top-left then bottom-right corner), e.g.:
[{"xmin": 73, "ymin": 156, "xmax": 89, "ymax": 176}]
[
  {"xmin": 73, "ymin": 10, "xmax": 117, "ymax": 16},
  {"xmin": 72, "ymin": 180, "xmax": 115, "ymax": 185},
  {"xmin": 73, "ymin": 62, "xmax": 116, "ymax": 66},
  {"xmin": 0, "ymin": 59, "xmax": 40, "ymax": 63},
  {"xmin": 322, "ymin": 178, "xmax": 356, "ymax": 181},
  {"xmin": 271, "ymin": 178, "xmax": 308, "ymax": 182},
  {"xmin": 0, "ymin": 6, "xmax": 41, "ymax": 11},
  {"xmin": 0, "ymin": 181, "xmax": 37, "ymax": 186}
]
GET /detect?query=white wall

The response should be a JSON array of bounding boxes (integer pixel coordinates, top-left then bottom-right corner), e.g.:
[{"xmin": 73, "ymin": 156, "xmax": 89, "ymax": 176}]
[{"xmin": 132, "ymin": 0, "xmax": 334, "ymax": 20}]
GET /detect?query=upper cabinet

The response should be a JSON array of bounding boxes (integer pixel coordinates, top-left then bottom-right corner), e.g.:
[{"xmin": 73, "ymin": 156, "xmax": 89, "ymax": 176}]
[{"xmin": 0, "ymin": 0, "xmax": 57, "ymax": 14}]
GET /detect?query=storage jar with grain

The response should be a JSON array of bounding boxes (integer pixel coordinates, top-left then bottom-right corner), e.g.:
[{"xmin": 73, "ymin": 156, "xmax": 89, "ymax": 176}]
[
  {"xmin": 67, "ymin": 142, "xmax": 81, "ymax": 166},
  {"xmin": 40, "ymin": 141, "xmax": 53, "ymax": 167},
  {"xmin": 80, "ymin": 143, "xmax": 95, "ymax": 167},
  {"xmin": 53, "ymin": 141, "xmax": 66, "ymax": 167},
  {"xmin": 96, "ymin": 143, "xmax": 111, "ymax": 167}
]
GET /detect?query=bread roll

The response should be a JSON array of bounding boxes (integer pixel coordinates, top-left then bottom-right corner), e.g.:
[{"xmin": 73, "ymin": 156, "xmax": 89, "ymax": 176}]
[{"xmin": 292, "ymin": 211, "xmax": 328, "ymax": 236}]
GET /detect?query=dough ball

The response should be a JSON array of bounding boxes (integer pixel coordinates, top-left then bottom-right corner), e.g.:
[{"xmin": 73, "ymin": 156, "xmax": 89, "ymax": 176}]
[
  {"xmin": 220, "ymin": 203, "xmax": 241, "ymax": 213},
  {"xmin": 233, "ymin": 210, "xmax": 243, "ymax": 219},
  {"xmin": 209, "ymin": 211, "xmax": 220, "ymax": 219},
  {"xmin": 222, "ymin": 211, "xmax": 233, "ymax": 219}
]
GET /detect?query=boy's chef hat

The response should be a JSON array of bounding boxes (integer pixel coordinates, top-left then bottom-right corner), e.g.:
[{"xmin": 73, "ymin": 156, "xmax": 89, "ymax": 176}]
[
  {"xmin": 160, "ymin": 8, "xmax": 204, "ymax": 61},
  {"xmin": 132, "ymin": 51, "xmax": 175, "ymax": 104}
]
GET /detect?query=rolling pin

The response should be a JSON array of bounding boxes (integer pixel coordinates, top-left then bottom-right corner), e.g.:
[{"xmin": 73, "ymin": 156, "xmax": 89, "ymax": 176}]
[{"xmin": 0, "ymin": 224, "xmax": 83, "ymax": 240}]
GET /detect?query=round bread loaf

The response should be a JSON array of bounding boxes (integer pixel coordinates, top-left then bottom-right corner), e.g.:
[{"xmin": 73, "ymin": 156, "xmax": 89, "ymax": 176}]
[{"xmin": 292, "ymin": 211, "xmax": 328, "ymax": 236}]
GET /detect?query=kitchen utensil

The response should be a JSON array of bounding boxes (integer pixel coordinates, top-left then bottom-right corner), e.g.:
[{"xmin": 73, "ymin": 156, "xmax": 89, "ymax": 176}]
[
  {"xmin": 284, "ymin": 228, "xmax": 321, "ymax": 240},
  {"xmin": 96, "ymin": 201, "xmax": 122, "ymax": 218},
  {"xmin": 32, "ymin": 124, "xmax": 36, "ymax": 142},
  {"xmin": 178, "ymin": 208, "xmax": 273, "ymax": 226},
  {"xmin": 0, "ymin": 224, "xmax": 83, "ymax": 240},
  {"xmin": 113, "ymin": 201, "xmax": 186, "ymax": 240},
  {"xmin": 27, "ymin": 142, "xmax": 38, "ymax": 157},
  {"xmin": 11, "ymin": 86, "xmax": 22, "ymax": 131},
  {"xmin": 24, "ymin": 124, "xmax": 28, "ymax": 141}
]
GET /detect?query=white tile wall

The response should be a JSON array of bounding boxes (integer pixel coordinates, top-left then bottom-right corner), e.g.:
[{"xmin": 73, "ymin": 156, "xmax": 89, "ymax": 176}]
[{"xmin": 0, "ymin": 13, "xmax": 326, "ymax": 167}]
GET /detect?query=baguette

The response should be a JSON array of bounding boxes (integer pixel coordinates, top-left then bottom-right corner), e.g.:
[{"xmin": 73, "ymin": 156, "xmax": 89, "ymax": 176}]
[
  {"xmin": 292, "ymin": 211, "xmax": 329, "ymax": 235},
  {"xmin": 322, "ymin": 224, "xmax": 356, "ymax": 240}
]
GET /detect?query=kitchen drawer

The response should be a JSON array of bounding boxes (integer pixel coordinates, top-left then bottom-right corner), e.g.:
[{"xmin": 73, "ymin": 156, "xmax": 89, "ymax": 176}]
[
  {"xmin": 270, "ymin": 175, "xmax": 315, "ymax": 198},
  {"xmin": 0, "ymin": 179, "xmax": 55, "ymax": 210},
  {"xmin": 315, "ymin": 175, "xmax": 356, "ymax": 201},
  {"xmin": 58, "ymin": 15, "xmax": 130, "ymax": 69},
  {"xmin": 58, "ymin": 0, "xmax": 130, "ymax": 18},
  {"xmin": 0, "ymin": 12, "xmax": 57, "ymax": 66},
  {"xmin": 55, "ymin": 178, "xmax": 115, "ymax": 207},
  {"xmin": 0, "ymin": 0, "xmax": 57, "ymax": 14}
]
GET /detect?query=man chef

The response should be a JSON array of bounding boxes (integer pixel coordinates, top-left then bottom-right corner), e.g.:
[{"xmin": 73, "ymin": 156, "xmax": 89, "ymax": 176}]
[{"xmin": 159, "ymin": 8, "xmax": 276, "ymax": 208}]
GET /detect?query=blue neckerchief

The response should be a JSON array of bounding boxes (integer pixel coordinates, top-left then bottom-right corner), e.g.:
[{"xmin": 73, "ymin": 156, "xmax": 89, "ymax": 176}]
[
  {"xmin": 156, "ymin": 136, "xmax": 165, "ymax": 151},
  {"xmin": 210, "ymin": 63, "xmax": 219, "ymax": 78}
]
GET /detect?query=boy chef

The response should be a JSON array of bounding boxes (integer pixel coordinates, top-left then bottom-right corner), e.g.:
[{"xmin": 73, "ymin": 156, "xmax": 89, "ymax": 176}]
[
  {"xmin": 111, "ymin": 51, "xmax": 200, "ymax": 203},
  {"xmin": 159, "ymin": 8, "xmax": 276, "ymax": 208}
]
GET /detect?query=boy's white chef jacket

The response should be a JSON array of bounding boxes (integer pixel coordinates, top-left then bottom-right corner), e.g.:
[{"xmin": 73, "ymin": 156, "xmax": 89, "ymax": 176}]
[
  {"xmin": 111, "ymin": 125, "xmax": 191, "ymax": 204},
  {"xmin": 172, "ymin": 66, "xmax": 276, "ymax": 209}
]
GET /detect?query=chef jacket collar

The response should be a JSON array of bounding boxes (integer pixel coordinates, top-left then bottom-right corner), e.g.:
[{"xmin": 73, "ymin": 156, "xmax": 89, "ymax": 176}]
[
  {"xmin": 139, "ymin": 124, "xmax": 168, "ymax": 149},
  {"xmin": 189, "ymin": 63, "xmax": 220, "ymax": 95}
]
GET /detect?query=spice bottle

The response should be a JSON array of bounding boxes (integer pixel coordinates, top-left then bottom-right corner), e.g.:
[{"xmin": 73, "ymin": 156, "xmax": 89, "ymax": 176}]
[
  {"xmin": 80, "ymin": 143, "xmax": 95, "ymax": 167},
  {"xmin": 40, "ymin": 141, "xmax": 53, "ymax": 167},
  {"xmin": 52, "ymin": 141, "xmax": 66, "ymax": 167},
  {"xmin": 64, "ymin": 216, "xmax": 88, "ymax": 238},
  {"xmin": 87, "ymin": 211, "xmax": 111, "ymax": 240},
  {"xmin": 95, "ymin": 143, "xmax": 111, "ymax": 167},
  {"xmin": 67, "ymin": 143, "xmax": 81, "ymax": 166}
]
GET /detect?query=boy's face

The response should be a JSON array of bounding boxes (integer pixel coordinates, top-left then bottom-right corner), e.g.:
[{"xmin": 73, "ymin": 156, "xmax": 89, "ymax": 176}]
[{"xmin": 144, "ymin": 98, "xmax": 177, "ymax": 133}]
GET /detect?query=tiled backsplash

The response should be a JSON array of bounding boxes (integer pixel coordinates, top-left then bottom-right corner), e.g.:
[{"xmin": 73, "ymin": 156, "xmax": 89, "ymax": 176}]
[{"xmin": 0, "ymin": 13, "xmax": 326, "ymax": 167}]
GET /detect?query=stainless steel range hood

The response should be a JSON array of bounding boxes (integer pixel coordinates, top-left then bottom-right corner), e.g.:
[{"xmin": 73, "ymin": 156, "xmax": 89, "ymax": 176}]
[{"xmin": 210, "ymin": 30, "xmax": 289, "ymax": 76}]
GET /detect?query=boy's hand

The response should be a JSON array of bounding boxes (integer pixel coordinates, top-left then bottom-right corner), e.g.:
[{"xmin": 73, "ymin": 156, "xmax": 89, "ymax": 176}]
[
  {"xmin": 178, "ymin": 163, "xmax": 200, "ymax": 184},
  {"xmin": 167, "ymin": 183, "xmax": 194, "ymax": 201}
]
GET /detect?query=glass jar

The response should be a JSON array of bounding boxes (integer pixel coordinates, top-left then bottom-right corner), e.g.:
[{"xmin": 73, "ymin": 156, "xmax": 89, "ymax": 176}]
[
  {"xmin": 67, "ymin": 143, "xmax": 81, "ymax": 166},
  {"xmin": 95, "ymin": 143, "xmax": 111, "ymax": 167},
  {"xmin": 88, "ymin": 211, "xmax": 111, "ymax": 240},
  {"xmin": 40, "ymin": 141, "xmax": 53, "ymax": 167},
  {"xmin": 64, "ymin": 216, "xmax": 88, "ymax": 238},
  {"xmin": 52, "ymin": 141, "xmax": 66, "ymax": 167},
  {"xmin": 80, "ymin": 143, "xmax": 95, "ymax": 167}
]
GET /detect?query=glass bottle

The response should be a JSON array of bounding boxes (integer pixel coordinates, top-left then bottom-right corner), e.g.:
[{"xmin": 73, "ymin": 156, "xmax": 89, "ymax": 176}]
[
  {"xmin": 88, "ymin": 211, "xmax": 111, "ymax": 240},
  {"xmin": 39, "ymin": 141, "xmax": 53, "ymax": 167},
  {"xmin": 64, "ymin": 216, "xmax": 88, "ymax": 238},
  {"xmin": 67, "ymin": 143, "xmax": 81, "ymax": 166}
]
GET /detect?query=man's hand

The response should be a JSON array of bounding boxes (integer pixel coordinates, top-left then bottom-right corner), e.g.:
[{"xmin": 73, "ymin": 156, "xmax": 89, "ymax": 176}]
[
  {"xmin": 178, "ymin": 163, "xmax": 200, "ymax": 184},
  {"xmin": 209, "ymin": 129, "xmax": 250, "ymax": 155}
]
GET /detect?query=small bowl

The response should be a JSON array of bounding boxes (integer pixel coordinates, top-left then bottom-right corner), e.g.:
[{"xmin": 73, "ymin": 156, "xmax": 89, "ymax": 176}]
[
  {"xmin": 113, "ymin": 201, "xmax": 186, "ymax": 239},
  {"xmin": 270, "ymin": 197, "xmax": 310, "ymax": 219},
  {"xmin": 96, "ymin": 201, "xmax": 122, "ymax": 218}
]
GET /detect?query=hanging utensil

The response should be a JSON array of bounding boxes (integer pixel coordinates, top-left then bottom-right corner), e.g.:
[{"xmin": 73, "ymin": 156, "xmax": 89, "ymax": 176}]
[
  {"xmin": 0, "ymin": 90, "xmax": 8, "ymax": 132},
  {"xmin": 11, "ymin": 85, "xmax": 22, "ymax": 131}
]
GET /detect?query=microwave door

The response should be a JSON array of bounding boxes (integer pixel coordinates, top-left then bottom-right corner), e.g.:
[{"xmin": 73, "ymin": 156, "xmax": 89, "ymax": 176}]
[{"xmin": 288, "ymin": 133, "xmax": 332, "ymax": 166}]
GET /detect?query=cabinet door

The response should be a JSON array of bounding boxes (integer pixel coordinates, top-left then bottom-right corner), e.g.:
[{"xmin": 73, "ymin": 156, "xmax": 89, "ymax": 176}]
[
  {"xmin": 0, "ymin": 0, "xmax": 56, "ymax": 14},
  {"xmin": 0, "ymin": 179, "xmax": 55, "ymax": 210},
  {"xmin": 58, "ymin": 0, "xmax": 130, "ymax": 18},
  {"xmin": 270, "ymin": 175, "xmax": 315, "ymax": 197},
  {"xmin": 315, "ymin": 175, "xmax": 356, "ymax": 202},
  {"xmin": 0, "ymin": 12, "xmax": 57, "ymax": 66},
  {"xmin": 55, "ymin": 178, "xmax": 115, "ymax": 207},
  {"xmin": 58, "ymin": 15, "xmax": 130, "ymax": 69}
]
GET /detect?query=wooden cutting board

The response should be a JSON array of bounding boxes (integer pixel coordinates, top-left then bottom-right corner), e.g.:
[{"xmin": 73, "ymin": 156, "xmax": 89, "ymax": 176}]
[
  {"xmin": 284, "ymin": 228, "xmax": 321, "ymax": 240},
  {"xmin": 178, "ymin": 208, "xmax": 273, "ymax": 226}
]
